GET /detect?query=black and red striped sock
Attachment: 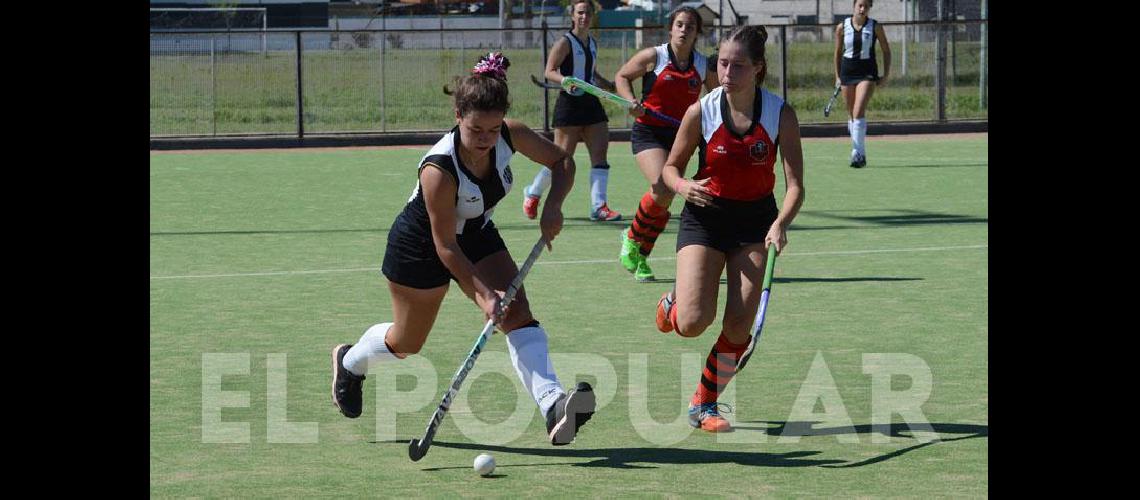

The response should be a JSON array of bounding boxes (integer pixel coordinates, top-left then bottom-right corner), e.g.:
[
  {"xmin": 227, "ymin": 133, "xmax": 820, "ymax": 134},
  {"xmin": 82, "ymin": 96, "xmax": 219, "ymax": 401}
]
[
  {"xmin": 692, "ymin": 333, "xmax": 749, "ymax": 405},
  {"xmin": 626, "ymin": 192, "xmax": 670, "ymax": 256}
]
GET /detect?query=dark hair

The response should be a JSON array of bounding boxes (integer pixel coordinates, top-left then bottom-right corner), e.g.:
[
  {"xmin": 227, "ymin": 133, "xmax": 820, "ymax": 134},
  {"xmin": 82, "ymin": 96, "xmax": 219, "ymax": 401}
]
[
  {"xmin": 443, "ymin": 52, "xmax": 511, "ymax": 116},
  {"xmin": 668, "ymin": 6, "xmax": 703, "ymax": 35},
  {"xmin": 569, "ymin": 0, "xmax": 595, "ymax": 30},
  {"xmin": 721, "ymin": 25, "xmax": 768, "ymax": 64},
  {"xmin": 720, "ymin": 25, "xmax": 769, "ymax": 86},
  {"xmin": 854, "ymin": 0, "xmax": 874, "ymax": 6}
]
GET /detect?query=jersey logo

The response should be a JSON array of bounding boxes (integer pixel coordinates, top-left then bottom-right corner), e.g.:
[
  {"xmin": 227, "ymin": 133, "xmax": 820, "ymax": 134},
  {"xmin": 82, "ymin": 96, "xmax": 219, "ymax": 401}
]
[
  {"xmin": 465, "ymin": 195, "xmax": 481, "ymax": 203},
  {"xmin": 688, "ymin": 77, "xmax": 700, "ymax": 89},
  {"xmin": 713, "ymin": 145, "xmax": 728, "ymax": 155},
  {"xmin": 750, "ymin": 141, "xmax": 770, "ymax": 162},
  {"xmin": 503, "ymin": 165, "xmax": 513, "ymax": 184},
  {"xmin": 663, "ymin": 74, "xmax": 675, "ymax": 81}
]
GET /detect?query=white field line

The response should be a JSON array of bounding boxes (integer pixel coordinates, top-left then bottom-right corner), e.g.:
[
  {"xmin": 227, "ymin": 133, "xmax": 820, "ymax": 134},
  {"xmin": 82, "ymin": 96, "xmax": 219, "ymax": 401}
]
[{"xmin": 151, "ymin": 244, "xmax": 987, "ymax": 281}]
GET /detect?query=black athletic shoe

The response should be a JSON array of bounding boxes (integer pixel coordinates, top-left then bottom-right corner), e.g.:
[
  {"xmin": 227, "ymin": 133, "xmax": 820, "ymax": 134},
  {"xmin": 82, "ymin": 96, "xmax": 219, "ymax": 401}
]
[
  {"xmin": 545, "ymin": 382, "xmax": 596, "ymax": 445},
  {"xmin": 332, "ymin": 344, "xmax": 365, "ymax": 418},
  {"xmin": 850, "ymin": 153, "xmax": 866, "ymax": 168}
]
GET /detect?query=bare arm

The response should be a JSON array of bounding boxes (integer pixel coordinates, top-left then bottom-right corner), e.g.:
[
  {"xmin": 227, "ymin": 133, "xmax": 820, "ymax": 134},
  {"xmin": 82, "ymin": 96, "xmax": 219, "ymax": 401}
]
[
  {"xmin": 506, "ymin": 119, "xmax": 576, "ymax": 249},
  {"xmin": 615, "ymin": 48, "xmax": 657, "ymax": 115},
  {"xmin": 874, "ymin": 23, "xmax": 891, "ymax": 84},
  {"xmin": 768, "ymin": 104, "xmax": 806, "ymax": 253},
  {"xmin": 660, "ymin": 103, "xmax": 713, "ymax": 207},
  {"xmin": 833, "ymin": 24, "xmax": 844, "ymax": 86},
  {"xmin": 544, "ymin": 38, "xmax": 571, "ymax": 85},
  {"xmin": 420, "ymin": 165, "xmax": 499, "ymax": 316}
]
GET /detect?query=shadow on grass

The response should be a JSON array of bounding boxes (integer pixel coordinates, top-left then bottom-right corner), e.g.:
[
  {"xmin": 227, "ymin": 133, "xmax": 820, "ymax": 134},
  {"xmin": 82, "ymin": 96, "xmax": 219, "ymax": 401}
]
[
  {"xmin": 867, "ymin": 162, "xmax": 987, "ymax": 169},
  {"xmin": 731, "ymin": 421, "xmax": 988, "ymax": 468},
  {"xmin": 423, "ymin": 441, "xmax": 845, "ymax": 470},
  {"xmin": 642, "ymin": 277, "xmax": 922, "ymax": 285}
]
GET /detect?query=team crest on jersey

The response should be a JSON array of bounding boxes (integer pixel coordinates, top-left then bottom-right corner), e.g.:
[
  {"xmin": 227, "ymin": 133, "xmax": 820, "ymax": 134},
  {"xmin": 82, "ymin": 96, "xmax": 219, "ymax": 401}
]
[
  {"xmin": 689, "ymin": 77, "xmax": 700, "ymax": 89},
  {"xmin": 503, "ymin": 165, "xmax": 513, "ymax": 184},
  {"xmin": 749, "ymin": 141, "xmax": 769, "ymax": 162}
]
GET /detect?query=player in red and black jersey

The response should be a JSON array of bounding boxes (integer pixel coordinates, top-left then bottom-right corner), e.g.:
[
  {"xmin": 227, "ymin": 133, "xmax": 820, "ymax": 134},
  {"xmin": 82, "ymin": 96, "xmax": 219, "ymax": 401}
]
[
  {"xmin": 613, "ymin": 6, "xmax": 718, "ymax": 282},
  {"xmin": 656, "ymin": 26, "xmax": 806, "ymax": 432}
]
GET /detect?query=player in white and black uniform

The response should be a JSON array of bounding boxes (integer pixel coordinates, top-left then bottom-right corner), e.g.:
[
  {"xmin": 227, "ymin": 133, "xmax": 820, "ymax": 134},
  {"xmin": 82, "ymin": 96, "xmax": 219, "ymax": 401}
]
[
  {"xmin": 330, "ymin": 53, "xmax": 596, "ymax": 447},
  {"xmin": 614, "ymin": 5, "xmax": 718, "ymax": 282},
  {"xmin": 522, "ymin": 0, "xmax": 622, "ymax": 222},
  {"xmin": 833, "ymin": 0, "xmax": 891, "ymax": 167},
  {"xmin": 656, "ymin": 26, "xmax": 806, "ymax": 433}
]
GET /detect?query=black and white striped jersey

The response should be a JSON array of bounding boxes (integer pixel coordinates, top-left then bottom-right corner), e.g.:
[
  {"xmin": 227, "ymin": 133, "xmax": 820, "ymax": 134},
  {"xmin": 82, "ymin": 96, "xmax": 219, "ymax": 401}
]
[
  {"xmin": 404, "ymin": 125, "xmax": 516, "ymax": 235},
  {"xmin": 842, "ymin": 17, "xmax": 878, "ymax": 61},
  {"xmin": 559, "ymin": 31, "xmax": 598, "ymax": 85}
]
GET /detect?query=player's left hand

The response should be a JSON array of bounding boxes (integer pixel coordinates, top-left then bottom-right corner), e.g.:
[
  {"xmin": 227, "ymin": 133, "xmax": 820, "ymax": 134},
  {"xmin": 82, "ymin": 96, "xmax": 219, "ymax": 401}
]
[{"xmin": 567, "ymin": 85, "xmax": 585, "ymax": 97}]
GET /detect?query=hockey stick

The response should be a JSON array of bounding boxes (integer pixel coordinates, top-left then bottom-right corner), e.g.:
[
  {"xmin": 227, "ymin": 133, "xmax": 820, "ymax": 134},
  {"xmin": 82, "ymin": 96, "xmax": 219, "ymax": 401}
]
[
  {"xmin": 560, "ymin": 76, "xmax": 682, "ymax": 127},
  {"xmin": 737, "ymin": 247, "xmax": 777, "ymax": 371},
  {"xmin": 531, "ymin": 74, "xmax": 562, "ymax": 90},
  {"xmin": 408, "ymin": 237, "xmax": 547, "ymax": 461},
  {"xmin": 823, "ymin": 85, "xmax": 841, "ymax": 117}
]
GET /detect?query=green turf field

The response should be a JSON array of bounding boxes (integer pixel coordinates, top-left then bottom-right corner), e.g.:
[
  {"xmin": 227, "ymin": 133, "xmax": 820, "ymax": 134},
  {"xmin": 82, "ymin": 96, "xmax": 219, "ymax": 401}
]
[{"xmin": 150, "ymin": 134, "xmax": 987, "ymax": 496}]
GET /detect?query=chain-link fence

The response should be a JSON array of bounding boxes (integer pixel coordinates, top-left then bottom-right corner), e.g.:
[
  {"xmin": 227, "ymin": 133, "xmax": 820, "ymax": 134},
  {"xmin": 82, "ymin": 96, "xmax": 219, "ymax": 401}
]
[{"xmin": 150, "ymin": 20, "xmax": 987, "ymax": 137}]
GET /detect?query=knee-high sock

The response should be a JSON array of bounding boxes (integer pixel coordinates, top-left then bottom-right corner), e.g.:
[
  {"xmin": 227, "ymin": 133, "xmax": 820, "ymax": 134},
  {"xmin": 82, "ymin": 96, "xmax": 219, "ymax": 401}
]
[
  {"xmin": 626, "ymin": 192, "xmax": 670, "ymax": 256},
  {"xmin": 343, "ymin": 322, "xmax": 401, "ymax": 376},
  {"xmin": 526, "ymin": 167, "xmax": 553, "ymax": 198},
  {"xmin": 848, "ymin": 119, "xmax": 857, "ymax": 152},
  {"xmin": 853, "ymin": 118, "xmax": 867, "ymax": 156},
  {"xmin": 692, "ymin": 332, "xmax": 750, "ymax": 405},
  {"xmin": 506, "ymin": 321, "xmax": 565, "ymax": 417},
  {"xmin": 589, "ymin": 163, "xmax": 610, "ymax": 210}
]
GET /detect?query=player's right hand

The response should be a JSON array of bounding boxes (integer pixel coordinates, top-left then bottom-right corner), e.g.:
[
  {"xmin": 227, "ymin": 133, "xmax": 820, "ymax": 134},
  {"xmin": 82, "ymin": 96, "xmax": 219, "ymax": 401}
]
[{"xmin": 628, "ymin": 103, "xmax": 645, "ymax": 118}]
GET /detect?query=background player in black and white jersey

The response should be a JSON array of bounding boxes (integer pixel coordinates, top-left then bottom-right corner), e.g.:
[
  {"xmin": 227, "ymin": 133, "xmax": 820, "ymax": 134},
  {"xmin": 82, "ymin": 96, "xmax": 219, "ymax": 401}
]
[
  {"xmin": 833, "ymin": 0, "xmax": 891, "ymax": 167},
  {"xmin": 656, "ymin": 26, "xmax": 806, "ymax": 433},
  {"xmin": 331, "ymin": 53, "xmax": 596, "ymax": 446},
  {"xmin": 522, "ymin": 0, "xmax": 622, "ymax": 223}
]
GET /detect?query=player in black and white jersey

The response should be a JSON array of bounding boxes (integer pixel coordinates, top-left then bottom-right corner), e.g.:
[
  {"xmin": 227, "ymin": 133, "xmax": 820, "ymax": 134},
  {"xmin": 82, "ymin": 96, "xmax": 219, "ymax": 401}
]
[
  {"xmin": 522, "ymin": 0, "xmax": 622, "ymax": 222},
  {"xmin": 833, "ymin": 0, "xmax": 891, "ymax": 167},
  {"xmin": 331, "ymin": 53, "xmax": 595, "ymax": 446}
]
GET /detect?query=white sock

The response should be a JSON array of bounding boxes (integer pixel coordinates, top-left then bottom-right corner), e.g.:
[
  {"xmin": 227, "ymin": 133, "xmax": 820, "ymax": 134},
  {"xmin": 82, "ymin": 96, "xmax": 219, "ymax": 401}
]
[
  {"xmin": 848, "ymin": 119, "xmax": 856, "ymax": 150},
  {"xmin": 526, "ymin": 168, "xmax": 552, "ymax": 198},
  {"xmin": 590, "ymin": 165, "xmax": 609, "ymax": 210},
  {"xmin": 854, "ymin": 118, "xmax": 867, "ymax": 156},
  {"xmin": 506, "ymin": 324, "xmax": 565, "ymax": 416},
  {"xmin": 343, "ymin": 322, "xmax": 400, "ymax": 376}
]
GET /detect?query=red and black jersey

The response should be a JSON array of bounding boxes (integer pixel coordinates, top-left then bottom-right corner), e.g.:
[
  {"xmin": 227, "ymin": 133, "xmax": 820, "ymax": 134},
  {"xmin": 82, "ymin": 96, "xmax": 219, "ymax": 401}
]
[
  {"xmin": 637, "ymin": 43, "xmax": 707, "ymax": 128},
  {"xmin": 694, "ymin": 86, "xmax": 784, "ymax": 201}
]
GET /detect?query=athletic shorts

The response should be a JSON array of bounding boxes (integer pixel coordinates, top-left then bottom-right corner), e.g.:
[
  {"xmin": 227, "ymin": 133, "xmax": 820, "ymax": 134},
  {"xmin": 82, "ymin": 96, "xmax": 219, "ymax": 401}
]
[
  {"xmin": 676, "ymin": 193, "xmax": 778, "ymax": 253},
  {"xmin": 631, "ymin": 121, "xmax": 679, "ymax": 154},
  {"xmin": 840, "ymin": 57, "xmax": 880, "ymax": 86},
  {"xmin": 381, "ymin": 217, "xmax": 508, "ymax": 289},
  {"xmin": 553, "ymin": 92, "xmax": 609, "ymax": 127}
]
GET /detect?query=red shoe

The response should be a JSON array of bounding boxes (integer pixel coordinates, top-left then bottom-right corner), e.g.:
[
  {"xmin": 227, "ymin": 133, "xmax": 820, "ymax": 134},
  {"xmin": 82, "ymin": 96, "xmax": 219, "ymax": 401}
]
[
  {"xmin": 688, "ymin": 402, "xmax": 734, "ymax": 432},
  {"xmin": 589, "ymin": 203, "xmax": 622, "ymax": 222},
  {"xmin": 655, "ymin": 291, "xmax": 675, "ymax": 333},
  {"xmin": 523, "ymin": 194, "xmax": 540, "ymax": 219}
]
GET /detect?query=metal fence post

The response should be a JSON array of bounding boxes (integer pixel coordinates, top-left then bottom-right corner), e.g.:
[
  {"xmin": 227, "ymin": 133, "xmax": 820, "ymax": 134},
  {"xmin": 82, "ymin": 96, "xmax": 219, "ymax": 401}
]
[
  {"xmin": 380, "ymin": 32, "xmax": 386, "ymax": 133},
  {"xmin": 295, "ymin": 31, "xmax": 304, "ymax": 138},
  {"xmin": 980, "ymin": 0, "xmax": 987, "ymax": 109},
  {"xmin": 622, "ymin": 30, "xmax": 629, "ymax": 128},
  {"xmin": 541, "ymin": 20, "xmax": 549, "ymax": 134},
  {"xmin": 935, "ymin": 21, "xmax": 947, "ymax": 120},
  {"xmin": 210, "ymin": 36, "xmax": 217, "ymax": 136},
  {"xmin": 779, "ymin": 25, "xmax": 788, "ymax": 102}
]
